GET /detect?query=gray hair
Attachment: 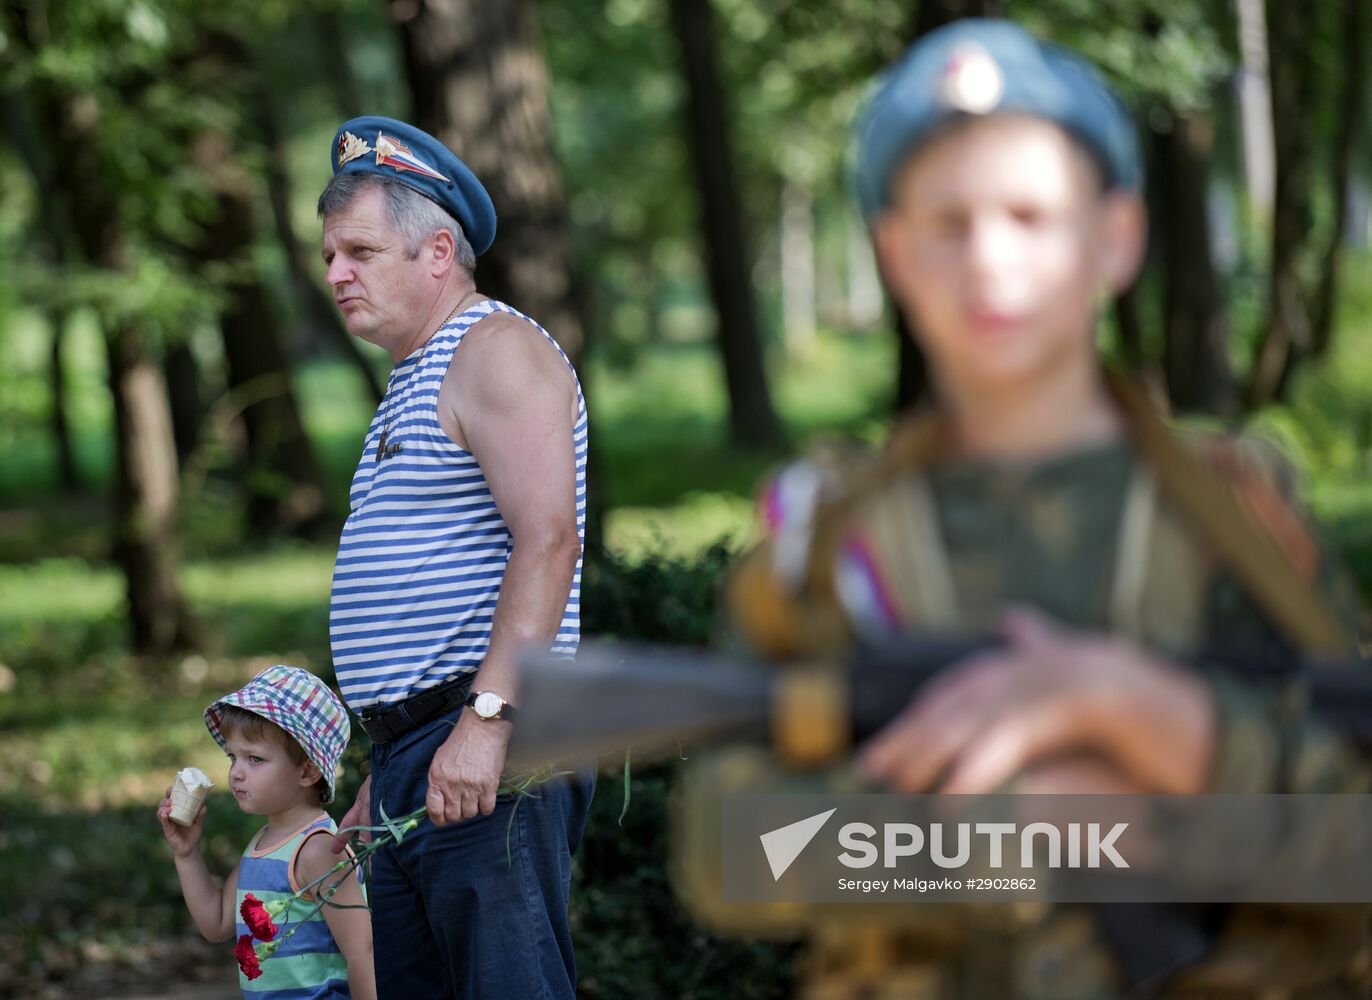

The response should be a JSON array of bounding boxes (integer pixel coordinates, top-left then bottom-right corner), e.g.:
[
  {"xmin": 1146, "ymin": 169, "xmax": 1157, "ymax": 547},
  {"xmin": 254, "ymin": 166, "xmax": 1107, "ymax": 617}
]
[{"xmin": 317, "ymin": 173, "xmax": 477, "ymax": 275}]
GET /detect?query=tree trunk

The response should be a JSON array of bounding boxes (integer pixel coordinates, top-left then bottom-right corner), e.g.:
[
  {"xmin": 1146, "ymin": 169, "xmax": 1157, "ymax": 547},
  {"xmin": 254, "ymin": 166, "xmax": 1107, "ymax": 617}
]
[
  {"xmin": 3, "ymin": 92, "xmax": 80, "ymax": 490},
  {"xmin": 1245, "ymin": 0, "xmax": 1328, "ymax": 406},
  {"xmin": 668, "ymin": 0, "xmax": 785, "ymax": 449},
  {"xmin": 317, "ymin": 11, "xmax": 366, "ymax": 120},
  {"xmin": 845, "ymin": 214, "xmax": 884, "ymax": 329},
  {"xmin": 780, "ymin": 182, "xmax": 817, "ymax": 356},
  {"xmin": 1154, "ymin": 113, "xmax": 1236, "ymax": 414},
  {"xmin": 914, "ymin": 0, "xmax": 1005, "ymax": 29},
  {"xmin": 1309, "ymin": 0, "xmax": 1363, "ymax": 361},
  {"xmin": 81, "ymin": 235, "xmax": 192, "ymax": 652},
  {"xmin": 47, "ymin": 311, "xmax": 80, "ymax": 491},
  {"xmin": 1113, "ymin": 285, "xmax": 1145, "ymax": 371},
  {"xmin": 890, "ymin": 0, "xmax": 1005, "ymax": 413},
  {"xmin": 107, "ymin": 322, "xmax": 193, "ymax": 652},
  {"xmin": 258, "ymin": 86, "xmax": 384, "ymax": 405},
  {"xmin": 1234, "ymin": 0, "xmax": 1275, "ymax": 215},
  {"xmin": 166, "ymin": 30, "xmax": 328, "ymax": 538},
  {"xmin": 162, "ymin": 341, "xmax": 204, "ymax": 465},
  {"xmin": 392, "ymin": 0, "xmax": 608, "ymax": 553},
  {"xmin": 894, "ymin": 314, "xmax": 929, "ymax": 414},
  {"xmin": 193, "ymin": 134, "xmax": 327, "ymax": 538},
  {"xmin": 393, "ymin": 0, "xmax": 589, "ymax": 368}
]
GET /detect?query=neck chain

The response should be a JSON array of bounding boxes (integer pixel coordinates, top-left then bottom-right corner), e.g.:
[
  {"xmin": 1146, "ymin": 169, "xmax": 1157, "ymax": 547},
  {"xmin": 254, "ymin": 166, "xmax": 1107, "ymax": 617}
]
[
  {"xmin": 377, "ymin": 289, "xmax": 481, "ymax": 464},
  {"xmin": 440, "ymin": 288, "xmax": 479, "ymax": 330}
]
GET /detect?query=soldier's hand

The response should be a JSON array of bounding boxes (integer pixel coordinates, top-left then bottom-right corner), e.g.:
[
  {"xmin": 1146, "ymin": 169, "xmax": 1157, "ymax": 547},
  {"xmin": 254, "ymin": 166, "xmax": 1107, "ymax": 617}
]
[
  {"xmin": 1013, "ymin": 754, "xmax": 1148, "ymax": 794},
  {"xmin": 859, "ymin": 607, "xmax": 1215, "ymax": 794}
]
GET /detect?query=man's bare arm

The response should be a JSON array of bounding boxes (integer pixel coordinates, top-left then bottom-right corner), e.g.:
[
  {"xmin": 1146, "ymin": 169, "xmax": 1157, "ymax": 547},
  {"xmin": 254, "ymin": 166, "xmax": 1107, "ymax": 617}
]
[{"xmin": 426, "ymin": 314, "xmax": 581, "ymax": 824}]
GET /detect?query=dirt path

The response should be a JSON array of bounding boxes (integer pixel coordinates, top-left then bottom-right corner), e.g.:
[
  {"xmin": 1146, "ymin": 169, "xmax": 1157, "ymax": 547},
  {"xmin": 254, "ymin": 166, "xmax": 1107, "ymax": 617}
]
[{"xmin": 1, "ymin": 935, "xmax": 238, "ymax": 1000}]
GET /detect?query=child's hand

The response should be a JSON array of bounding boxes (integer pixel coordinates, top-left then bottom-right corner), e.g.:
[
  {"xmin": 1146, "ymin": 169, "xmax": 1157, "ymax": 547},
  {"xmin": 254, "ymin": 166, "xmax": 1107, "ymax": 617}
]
[{"xmin": 157, "ymin": 786, "xmax": 205, "ymax": 859}]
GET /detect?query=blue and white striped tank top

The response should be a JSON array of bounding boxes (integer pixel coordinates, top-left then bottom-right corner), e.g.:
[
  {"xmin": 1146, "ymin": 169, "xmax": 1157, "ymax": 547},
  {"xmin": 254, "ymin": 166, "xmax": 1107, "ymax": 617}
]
[{"xmin": 329, "ymin": 300, "xmax": 587, "ymax": 711}]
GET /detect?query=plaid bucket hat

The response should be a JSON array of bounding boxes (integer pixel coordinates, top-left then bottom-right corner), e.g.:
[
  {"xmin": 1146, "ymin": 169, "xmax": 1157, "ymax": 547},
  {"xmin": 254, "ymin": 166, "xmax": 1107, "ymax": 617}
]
[{"xmin": 204, "ymin": 665, "xmax": 350, "ymax": 804}]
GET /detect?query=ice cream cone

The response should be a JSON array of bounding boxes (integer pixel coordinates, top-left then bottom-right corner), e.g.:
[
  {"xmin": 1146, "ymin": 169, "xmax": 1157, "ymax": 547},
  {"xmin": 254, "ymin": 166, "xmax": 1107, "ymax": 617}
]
[{"xmin": 170, "ymin": 766, "xmax": 214, "ymax": 826}]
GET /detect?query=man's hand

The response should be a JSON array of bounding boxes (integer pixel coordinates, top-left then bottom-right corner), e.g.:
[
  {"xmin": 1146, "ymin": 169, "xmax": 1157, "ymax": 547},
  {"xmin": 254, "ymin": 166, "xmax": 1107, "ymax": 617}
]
[
  {"xmin": 331, "ymin": 774, "xmax": 372, "ymax": 853},
  {"xmin": 426, "ymin": 711, "xmax": 513, "ymax": 825},
  {"xmin": 859, "ymin": 607, "xmax": 1215, "ymax": 794}
]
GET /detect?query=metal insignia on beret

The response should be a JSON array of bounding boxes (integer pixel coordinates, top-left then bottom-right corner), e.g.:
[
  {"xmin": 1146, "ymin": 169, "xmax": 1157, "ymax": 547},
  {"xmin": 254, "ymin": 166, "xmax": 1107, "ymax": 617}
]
[
  {"xmin": 939, "ymin": 43, "xmax": 1004, "ymax": 115},
  {"xmin": 374, "ymin": 132, "xmax": 451, "ymax": 183},
  {"xmin": 337, "ymin": 130, "xmax": 373, "ymax": 167}
]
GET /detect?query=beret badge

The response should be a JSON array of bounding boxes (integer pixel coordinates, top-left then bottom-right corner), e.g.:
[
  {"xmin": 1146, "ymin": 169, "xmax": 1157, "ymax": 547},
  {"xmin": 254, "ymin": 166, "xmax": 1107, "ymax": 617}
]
[
  {"xmin": 939, "ymin": 43, "xmax": 1004, "ymax": 115},
  {"xmin": 375, "ymin": 132, "xmax": 451, "ymax": 183},
  {"xmin": 337, "ymin": 130, "xmax": 372, "ymax": 168}
]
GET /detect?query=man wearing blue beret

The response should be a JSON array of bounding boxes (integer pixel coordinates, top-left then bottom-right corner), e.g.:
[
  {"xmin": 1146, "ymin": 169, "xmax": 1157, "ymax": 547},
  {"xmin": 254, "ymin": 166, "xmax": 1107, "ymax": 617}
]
[
  {"xmin": 725, "ymin": 19, "xmax": 1370, "ymax": 996},
  {"xmin": 318, "ymin": 116, "xmax": 592, "ymax": 999}
]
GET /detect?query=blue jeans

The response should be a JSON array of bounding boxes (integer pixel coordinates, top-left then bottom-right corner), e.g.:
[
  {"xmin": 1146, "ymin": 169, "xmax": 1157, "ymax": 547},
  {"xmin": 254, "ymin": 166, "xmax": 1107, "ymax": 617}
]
[{"xmin": 367, "ymin": 706, "xmax": 594, "ymax": 999}]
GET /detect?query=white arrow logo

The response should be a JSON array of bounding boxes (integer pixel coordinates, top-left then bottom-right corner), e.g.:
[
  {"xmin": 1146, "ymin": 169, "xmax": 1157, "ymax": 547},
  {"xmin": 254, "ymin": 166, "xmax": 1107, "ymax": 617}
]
[{"xmin": 759, "ymin": 808, "xmax": 838, "ymax": 882}]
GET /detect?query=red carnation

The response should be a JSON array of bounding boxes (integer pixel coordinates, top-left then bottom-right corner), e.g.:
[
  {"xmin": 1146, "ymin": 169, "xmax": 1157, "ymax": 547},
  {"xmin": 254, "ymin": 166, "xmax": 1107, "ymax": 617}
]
[
  {"xmin": 240, "ymin": 893, "xmax": 279, "ymax": 942},
  {"xmin": 234, "ymin": 934, "xmax": 263, "ymax": 981}
]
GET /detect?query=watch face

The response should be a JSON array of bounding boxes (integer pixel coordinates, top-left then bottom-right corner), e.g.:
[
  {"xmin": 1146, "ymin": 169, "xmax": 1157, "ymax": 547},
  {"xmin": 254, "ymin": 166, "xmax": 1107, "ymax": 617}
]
[{"xmin": 473, "ymin": 691, "xmax": 502, "ymax": 719}]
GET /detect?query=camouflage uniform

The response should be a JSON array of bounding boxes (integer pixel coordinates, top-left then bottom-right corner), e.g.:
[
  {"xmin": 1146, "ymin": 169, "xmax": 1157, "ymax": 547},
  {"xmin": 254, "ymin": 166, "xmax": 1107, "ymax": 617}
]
[{"xmin": 710, "ymin": 375, "xmax": 1372, "ymax": 998}]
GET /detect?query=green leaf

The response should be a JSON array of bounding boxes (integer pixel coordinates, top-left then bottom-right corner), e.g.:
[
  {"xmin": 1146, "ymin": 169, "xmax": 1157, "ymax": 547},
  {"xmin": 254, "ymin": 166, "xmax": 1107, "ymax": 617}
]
[{"xmin": 377, "ymin": 800, "xmax": 404, "ymax": 844}]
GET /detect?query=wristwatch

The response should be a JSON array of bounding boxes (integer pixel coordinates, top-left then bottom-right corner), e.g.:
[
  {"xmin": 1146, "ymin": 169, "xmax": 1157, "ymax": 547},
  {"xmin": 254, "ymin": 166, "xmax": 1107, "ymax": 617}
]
[{"xmin": 466, "ymin": 689, "xmax": 518, "ymax": 722}]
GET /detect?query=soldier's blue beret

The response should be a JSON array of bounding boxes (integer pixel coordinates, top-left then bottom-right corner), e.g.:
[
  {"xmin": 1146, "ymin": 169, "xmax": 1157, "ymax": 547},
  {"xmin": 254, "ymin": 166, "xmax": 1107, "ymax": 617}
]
[
  {"xmin": 855, "ymin": 19, "xmax": 1142, "ymax": 219},
  {"xmin": 330, "ymin": 115, "xmax": 497, "ymax": 256}
]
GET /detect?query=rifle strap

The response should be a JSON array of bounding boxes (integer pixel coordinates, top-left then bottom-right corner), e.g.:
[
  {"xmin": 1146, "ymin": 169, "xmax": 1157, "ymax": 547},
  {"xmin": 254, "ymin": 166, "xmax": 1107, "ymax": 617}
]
[{"xmin": 1105, "ymin": 372, "xmax": 1351, "ymax": 657}]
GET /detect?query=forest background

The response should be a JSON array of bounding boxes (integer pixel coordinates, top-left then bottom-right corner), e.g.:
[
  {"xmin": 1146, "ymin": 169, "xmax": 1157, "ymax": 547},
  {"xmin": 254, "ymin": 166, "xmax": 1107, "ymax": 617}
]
[{"xmin": 2, "ymin": 0, "xmax": 1370, "ymax": 996}]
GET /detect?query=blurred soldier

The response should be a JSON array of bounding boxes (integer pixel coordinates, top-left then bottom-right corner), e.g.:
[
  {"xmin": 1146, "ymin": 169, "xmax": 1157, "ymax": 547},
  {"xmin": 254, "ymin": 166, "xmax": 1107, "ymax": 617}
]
[
  {"xmin": 318, "ymin": 116, "xmax": 592, "ymax": 1000},
  {"xmin": 725, "ymin": 20, "xmax": 1370, "ymax": 998}
]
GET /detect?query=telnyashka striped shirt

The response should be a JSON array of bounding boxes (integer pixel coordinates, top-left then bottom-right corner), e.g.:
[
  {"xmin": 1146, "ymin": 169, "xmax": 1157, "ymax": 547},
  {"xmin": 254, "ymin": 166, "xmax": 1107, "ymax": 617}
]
[
  {"xmin": 329, "ymin": 301, "xmax": 587, "ymax": 711},
  {"xmin": 235, "ymin": 814, "xmax": 351, "ymax": 998}
]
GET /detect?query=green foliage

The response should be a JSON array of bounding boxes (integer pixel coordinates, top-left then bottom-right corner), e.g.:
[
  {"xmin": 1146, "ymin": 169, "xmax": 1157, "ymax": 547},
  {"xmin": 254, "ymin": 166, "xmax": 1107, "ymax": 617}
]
[
  {"xmin": 574, "ymin": 764, "xmax": 797, "ymax": 1000},
  {"xmin": 3, "ymin": 0, "xmax": 228, "ymax": 336},
  {"xmin": 0, "ymin": 0, "xmax": 402, "ymax": 364},
  {"xmin": 582, "ymin": 542, "xmax": 734, "ymax": 644},
  {"xmin": 1010, "ymin": 0, "xmax": 1234, "ymax": 114},
  {"xmin": 575, "ymin": 542, "xmax": 798, "ymax": 999},
  {"xmin": 541, "ymin": 0, "xmax": 909, "ymax": 361},
  {"xmin": 1245, "ymin": 253, "xmax": 1372, "ymax": 591}
]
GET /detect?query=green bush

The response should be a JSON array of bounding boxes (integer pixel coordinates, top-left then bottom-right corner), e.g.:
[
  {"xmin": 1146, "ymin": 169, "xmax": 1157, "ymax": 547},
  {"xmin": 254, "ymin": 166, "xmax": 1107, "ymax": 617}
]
[{"xmin": 571, "ymin": 544, "xmax": 798, "ymax": 999}]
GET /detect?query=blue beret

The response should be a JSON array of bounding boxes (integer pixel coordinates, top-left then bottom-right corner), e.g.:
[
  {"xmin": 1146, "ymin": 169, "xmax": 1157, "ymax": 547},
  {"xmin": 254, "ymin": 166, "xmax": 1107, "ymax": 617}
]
[
  {"xmin": 855, "ymin": 19, "xmax": 1142, "ymax": 220},
  {"xmin": 330, "ymin": 115, "xmax": 497, "ymax": 256}
]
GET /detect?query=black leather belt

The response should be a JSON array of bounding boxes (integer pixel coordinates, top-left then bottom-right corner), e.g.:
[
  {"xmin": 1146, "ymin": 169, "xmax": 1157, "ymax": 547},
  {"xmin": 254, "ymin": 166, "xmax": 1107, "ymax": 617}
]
[{"xmin": 357, "ymin": 674, "xmax": 475, "ymax": 745}]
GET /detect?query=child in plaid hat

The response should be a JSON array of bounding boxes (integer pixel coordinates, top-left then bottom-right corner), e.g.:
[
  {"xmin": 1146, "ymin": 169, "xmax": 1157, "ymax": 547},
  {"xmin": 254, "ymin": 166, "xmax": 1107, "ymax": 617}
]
[{"xmin": 157, "ymin": 665, "xmax": 376, "ymax": 999}]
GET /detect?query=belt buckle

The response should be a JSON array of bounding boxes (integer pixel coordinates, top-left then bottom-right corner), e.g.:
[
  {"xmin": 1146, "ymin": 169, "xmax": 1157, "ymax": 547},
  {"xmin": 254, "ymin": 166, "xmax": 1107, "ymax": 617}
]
[{"xmin": 360, "ymin": 708, "xmax": 395, "ymax": 745}]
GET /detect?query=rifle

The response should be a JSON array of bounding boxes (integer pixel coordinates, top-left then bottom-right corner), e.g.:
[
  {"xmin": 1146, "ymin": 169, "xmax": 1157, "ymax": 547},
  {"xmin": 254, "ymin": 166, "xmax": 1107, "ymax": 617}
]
[
  {"xmin": 512, "ymin": 635, "xmax": 1372, "ymax": 996},
  {"xmin": 511, "ymin": 634, "xmax": 1372, "ymax": 768}
]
